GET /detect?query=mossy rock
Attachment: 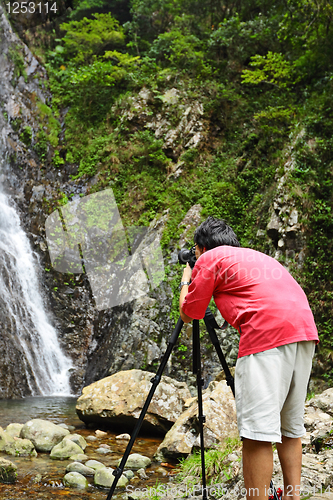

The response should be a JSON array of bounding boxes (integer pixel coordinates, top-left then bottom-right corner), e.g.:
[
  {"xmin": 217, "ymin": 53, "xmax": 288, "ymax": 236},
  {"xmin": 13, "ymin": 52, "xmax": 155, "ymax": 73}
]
[{"xmin": 0, "ymin": 458, "xmax": 17, "ymax": 483}]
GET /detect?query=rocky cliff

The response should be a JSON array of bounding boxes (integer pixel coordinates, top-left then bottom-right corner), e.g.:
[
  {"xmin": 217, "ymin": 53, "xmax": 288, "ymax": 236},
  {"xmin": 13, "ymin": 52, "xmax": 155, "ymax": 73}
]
[{"xmin": 0, "ymin": 2, "xmax": 326, "ymax": 399}]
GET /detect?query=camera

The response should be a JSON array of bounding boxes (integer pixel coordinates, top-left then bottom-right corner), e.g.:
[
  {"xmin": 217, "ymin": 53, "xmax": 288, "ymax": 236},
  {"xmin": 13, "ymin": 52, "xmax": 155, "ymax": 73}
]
[{"xmin": 178, "ymin": 246, "xmax": 196, "ymax": 268}]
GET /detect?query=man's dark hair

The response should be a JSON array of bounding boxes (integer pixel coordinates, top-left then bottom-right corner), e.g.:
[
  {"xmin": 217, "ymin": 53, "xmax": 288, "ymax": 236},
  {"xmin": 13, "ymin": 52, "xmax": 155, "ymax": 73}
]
[{"xmin": 194, "ymin": 216, "xmax": 240, "ymax": 250}]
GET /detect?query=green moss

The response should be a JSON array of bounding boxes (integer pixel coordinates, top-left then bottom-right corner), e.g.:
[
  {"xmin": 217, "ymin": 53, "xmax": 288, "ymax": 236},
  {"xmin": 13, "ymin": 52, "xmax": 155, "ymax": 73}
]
[{"xmin": 8, "ymin": 45, "xmax": 27, "ymax": 85}]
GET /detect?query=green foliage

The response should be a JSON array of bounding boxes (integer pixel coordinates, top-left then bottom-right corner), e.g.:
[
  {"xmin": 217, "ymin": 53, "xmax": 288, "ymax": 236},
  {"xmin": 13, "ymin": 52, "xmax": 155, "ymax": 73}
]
[
  {"xmin": 70, "ymin": 0, "xmax": 131, "ymax": 24},
  {"xmin": 208, "ymin": 15, "xmax": 280, "ymax": 70},
  {"xmin": 241, "ymin": 52, "xmax": 298, "ymax": 89},
  {"xmin": 8, "ymin": 45, "xmax": 27, "ymax": 84},
  {"xmin": 47, "ymin": 12, "xmax": 140, "ymax": 122},
  {"xmin": 27, "ymin": 0, "xmax": 333, "ymax": 379},
  {"xmin": 36, "ymin": 101, "xmax": 61, "ymax": 148},
  {"xmin": 149, "ymin": 24, "xmax": 211, "ymax": 77},
  {"xmin": 60, "ymin": 13, "xmax": 126, "ymax": 65},
  {"xmin": 19, "ymin": 126, "xmax": 32, "ymax": 146},
  {"xmin": 52, "ymin": 150, "xmax": 65, "ymax": 168},
  {"xmin": 176, "ymin": 438, "xmax": 241, "ymax": 485}
]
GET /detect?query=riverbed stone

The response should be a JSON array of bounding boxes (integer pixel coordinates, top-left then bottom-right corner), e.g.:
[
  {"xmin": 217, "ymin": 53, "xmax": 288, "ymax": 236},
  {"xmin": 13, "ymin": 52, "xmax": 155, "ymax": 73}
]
[
  {"xmin": 76, "ymin": 369, "xmax": 191, "ymax": 433},
  {"xmin": 116, "ymin": 433, "xmax": 131, "ymax": 441},
  {"xmin": 155, "ymin": 380, "xmax": 237, "ymax": 460},
  {"xmin": 97, "ymin": 447, "xmax": 112, "ymax": 454},
  {"xmin": 69, "ymin": 453, "xmax": 89, "ymax": 462},
  {"xmin": 64, "ymin": 433, "xmax": 87, "ymax": 451},
  {"xmin": 5, "ymin": 423, "xmax": 24, "ymax": 437},
  {"xmin": 85, "ymin": 459, "xmax": 106, "ymax": 471},
  {"xmin": 66, "ymin": 462, "xmax": 95, "ymax": 476},
  {"xmin": 94, "ymin": 467, "xmax": 129, "ymax": 488},
  {"xmin": 20, "ymin": 419, "xmax": 70, "ymax": 452},
  {"xmin": 50, "ymin": 438, "xmax": 84, "ymax": 459},
  {"xmin": 118, "ymin": 453, "xmax": 152, "ymax": 469},
  {"xmin": 0, "ymin": 457, "xmax": 17, "ymax": 483},
  {"xmin": 63, "ymin": 471, "xmax": 89, "ymax": 489},
  {"xmin": 4, "ymin": 437, "xmax": 37, "ymax": 457},
  {"xmin": 0, "ymin": 427, "xmax": 14, "ymax": 451}
]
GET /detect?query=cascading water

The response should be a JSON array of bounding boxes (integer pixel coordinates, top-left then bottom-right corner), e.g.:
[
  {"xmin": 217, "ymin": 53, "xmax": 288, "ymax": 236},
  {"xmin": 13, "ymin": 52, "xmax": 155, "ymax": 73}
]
[{"xmin": 0, "ymin": 189, "xmax": 73, "ymax": 396}]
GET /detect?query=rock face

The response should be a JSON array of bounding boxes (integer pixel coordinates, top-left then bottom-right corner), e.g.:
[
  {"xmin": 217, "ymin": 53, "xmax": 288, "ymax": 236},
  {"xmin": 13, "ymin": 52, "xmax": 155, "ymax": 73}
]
[
  {"xmin": 155, "ymin": 380, "xmax": 237, "ymax": 459},
  {"xmin": 0, "ymin": 3, "xmax": 237, "ymax": 397},
  {"xmin": 76, "ymin": 369, "xmax": 191, "ymax": 433}
]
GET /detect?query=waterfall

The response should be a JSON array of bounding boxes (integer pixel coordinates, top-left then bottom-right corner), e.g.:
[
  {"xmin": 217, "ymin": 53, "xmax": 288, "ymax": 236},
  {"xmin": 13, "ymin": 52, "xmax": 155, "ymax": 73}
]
[{"xmin": 0, "ymin": 190, "xmax": 73, "ymax": 396}]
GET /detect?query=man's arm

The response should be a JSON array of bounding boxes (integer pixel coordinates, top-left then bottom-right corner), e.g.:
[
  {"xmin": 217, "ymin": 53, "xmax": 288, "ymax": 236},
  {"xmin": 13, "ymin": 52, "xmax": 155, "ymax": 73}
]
[{"xmin": 179, "ymin": 263, "xmax": 193, "ymax": 323}]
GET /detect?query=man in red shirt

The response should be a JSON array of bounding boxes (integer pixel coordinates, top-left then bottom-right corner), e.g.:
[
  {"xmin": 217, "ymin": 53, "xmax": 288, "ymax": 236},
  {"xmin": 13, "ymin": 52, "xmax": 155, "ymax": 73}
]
[{"xmin": 179, "ymin": 216, "xmax": 318, "ymax": 500}]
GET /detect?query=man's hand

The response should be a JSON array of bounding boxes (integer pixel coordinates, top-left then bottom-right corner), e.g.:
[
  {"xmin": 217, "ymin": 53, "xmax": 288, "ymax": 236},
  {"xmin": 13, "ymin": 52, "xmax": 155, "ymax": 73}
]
[
  {"xmin": 182, "ymin": 263, "xmax": 192, "ymax": 282},
  {"xmin": 179, "ymin": 263, "xmax": 193, "ymax": 323}
]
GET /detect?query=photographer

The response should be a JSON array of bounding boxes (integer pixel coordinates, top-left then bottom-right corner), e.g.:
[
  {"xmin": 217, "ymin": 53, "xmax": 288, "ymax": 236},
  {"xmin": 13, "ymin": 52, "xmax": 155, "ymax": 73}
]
[{"xmin": 179, "ymin": 216, "xmax": 318, "ymax": 500}]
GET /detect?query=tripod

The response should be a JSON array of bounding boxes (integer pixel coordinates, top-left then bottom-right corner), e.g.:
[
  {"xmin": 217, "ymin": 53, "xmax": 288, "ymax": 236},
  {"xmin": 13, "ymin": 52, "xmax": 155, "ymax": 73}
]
[{"xmin": 105, "ymin": 309, "xmax": 279, "ymax": 500}]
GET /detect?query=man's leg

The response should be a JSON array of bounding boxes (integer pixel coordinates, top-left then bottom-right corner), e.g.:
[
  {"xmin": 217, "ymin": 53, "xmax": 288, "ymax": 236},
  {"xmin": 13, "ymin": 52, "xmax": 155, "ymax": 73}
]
[
  {"xmin": 276, "ymin": 436, "xmax": 302, "ymax": 500},
  {"xmin": 243, "ymin": 438, "xmax": 273, "ymax": 500}
]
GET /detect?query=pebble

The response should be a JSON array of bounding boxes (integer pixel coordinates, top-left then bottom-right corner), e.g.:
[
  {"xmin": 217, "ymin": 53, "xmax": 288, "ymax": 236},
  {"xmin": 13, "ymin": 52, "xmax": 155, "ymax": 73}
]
[{"xmin": 95, "ymin": 430, "xmax": 107, "ymax": 437}]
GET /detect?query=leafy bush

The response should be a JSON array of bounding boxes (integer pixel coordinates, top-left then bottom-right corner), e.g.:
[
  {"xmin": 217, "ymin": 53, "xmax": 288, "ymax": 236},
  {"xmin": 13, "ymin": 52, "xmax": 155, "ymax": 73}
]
[{"xmin": 60, "ymin": 13, "xmax": 126, "ymax": 65}]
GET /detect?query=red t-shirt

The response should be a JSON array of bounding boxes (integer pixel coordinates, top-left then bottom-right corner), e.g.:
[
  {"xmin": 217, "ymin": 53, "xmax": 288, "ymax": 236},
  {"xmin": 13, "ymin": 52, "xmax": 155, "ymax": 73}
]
[{"xmin": 182, "ymin": 246, "xmax": 318, "ymax": 358}]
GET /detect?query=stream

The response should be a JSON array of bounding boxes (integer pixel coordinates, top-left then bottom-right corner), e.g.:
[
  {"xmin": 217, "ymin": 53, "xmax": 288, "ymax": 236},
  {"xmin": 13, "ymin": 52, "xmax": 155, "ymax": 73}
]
[{"xmin": 0, "ymin": 397, "xmax": 172, "ymax": 499}]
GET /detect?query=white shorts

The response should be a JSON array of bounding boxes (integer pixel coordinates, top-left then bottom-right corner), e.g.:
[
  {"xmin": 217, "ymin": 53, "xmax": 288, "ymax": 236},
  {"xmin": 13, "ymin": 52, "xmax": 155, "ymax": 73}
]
[{"xmin": 235, "ymin": 341, "xmax": 315, "ymax": 443}]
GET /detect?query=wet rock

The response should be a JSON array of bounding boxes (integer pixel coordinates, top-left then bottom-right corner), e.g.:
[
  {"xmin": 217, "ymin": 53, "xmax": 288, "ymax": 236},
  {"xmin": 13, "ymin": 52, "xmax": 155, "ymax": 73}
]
[
  {"xmin": 66, "ymin": 462, "xmax": 95, "ymax": 476},
  {"xmin": 20, "ymin": 419, "xmax": 70, "ymax": 452},
  {"xmin": 116, "ymin": 433, "xmax": 131, "ymax": 441},
  {"xmin": 4, "ymin": 437, "xmax": 37, "ymax": 457},
  {"xmin": 118, "ymin": 453, "xmax": 152, "ymax": 470},
  {"xmin": 85, "ymin": 459, "xmax": 106, "ymax": 471},
  {"xmin": 136, "ymin": 468, "xmax": 149, "ymax": 479},
  {"xmin": 124, "ymin": 470, "xmax": 135, "ymax": 480},
  {"xmin": 155, "ymin": 380, "xmax": 237, "ymax": 460},
  {"xmin": 64, "ymin": 433, "xmax": 87, "ymax": 451},
  {"xmin": 96, "ymin": 447, "xmax": 113, "ymax": 455},
  {"xmin": 0, "ymin": 426, "xmax": 14, "ymax": 451},
  {"xmin": 50, "ymin": 438, "xmax": 84, "ymax": 460},
  {"xmin": 63, "ymin": 471, "xmax": 89, "ymax": 489},
  {"xmin": 5, "ymin": 423, "xmax": 24, "ymax": 437},
  {"xmin": 0, "ymin": 457, "xmax": 17, "ymax": 483},
  {"xmin": 94, "ymin": 467, "xmax": 129, "ymax": 488},
  {"xmin": 76, "ymin": 369, "xmax": 191, "ymax": 433},
  {"xmin": 87, "ymin": 435, "xmax": 98, "ymax": 442},
  {"xmin": 69, "ymin": 453, "xmax": 89, "ymax": 462},
  {"xmin": 95, "ymin": 430, "xmax": 107, "ymax": 437}
]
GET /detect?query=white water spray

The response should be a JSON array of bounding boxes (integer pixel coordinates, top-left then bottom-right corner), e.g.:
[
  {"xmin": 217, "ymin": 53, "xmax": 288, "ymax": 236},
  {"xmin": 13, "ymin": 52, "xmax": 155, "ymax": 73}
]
[{"xmin": 0, "ymin": 191, "xmax": 73, "ymax": 396}]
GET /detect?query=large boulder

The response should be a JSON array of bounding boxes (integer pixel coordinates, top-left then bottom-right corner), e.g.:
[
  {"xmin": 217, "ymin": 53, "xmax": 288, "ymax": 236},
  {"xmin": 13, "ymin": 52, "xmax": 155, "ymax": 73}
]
[
  {"xmin": 20, "ymin": 419, "xmax": 70, "ymax": 452},
  {"xmin": 76, "ymin": 369, "xmax": 191, "ymax": 433},
  {"xmin": 155, "ymin": 380, "xmax": 238, "ymax": 460}
]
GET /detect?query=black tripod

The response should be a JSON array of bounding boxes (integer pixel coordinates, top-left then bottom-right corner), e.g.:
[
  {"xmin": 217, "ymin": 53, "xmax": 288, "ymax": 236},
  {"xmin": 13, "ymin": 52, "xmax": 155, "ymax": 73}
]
[{"xmin": 105, "ymin": 309, "xmax": 279, "ymax": 500}]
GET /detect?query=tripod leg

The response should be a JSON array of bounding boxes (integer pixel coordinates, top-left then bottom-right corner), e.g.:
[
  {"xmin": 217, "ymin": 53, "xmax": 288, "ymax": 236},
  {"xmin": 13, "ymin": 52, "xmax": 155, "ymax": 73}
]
[
  {"xmin": 105, "ymin": 317, "xmax": 184, "ymax": 500},
  {"xmin": 193, "ymin": 319, "xmax": 208, "ymax": 500},
  {"xmin": 204, "ymin": 314, "xmax": 235, "ymax": 396}
]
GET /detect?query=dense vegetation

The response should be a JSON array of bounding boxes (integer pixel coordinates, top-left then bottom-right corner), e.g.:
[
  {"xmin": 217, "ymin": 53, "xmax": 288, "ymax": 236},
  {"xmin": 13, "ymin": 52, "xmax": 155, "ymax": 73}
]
[{"xmin": 8, "ymin": 0, "xmax": 333, "ymax": 381}]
